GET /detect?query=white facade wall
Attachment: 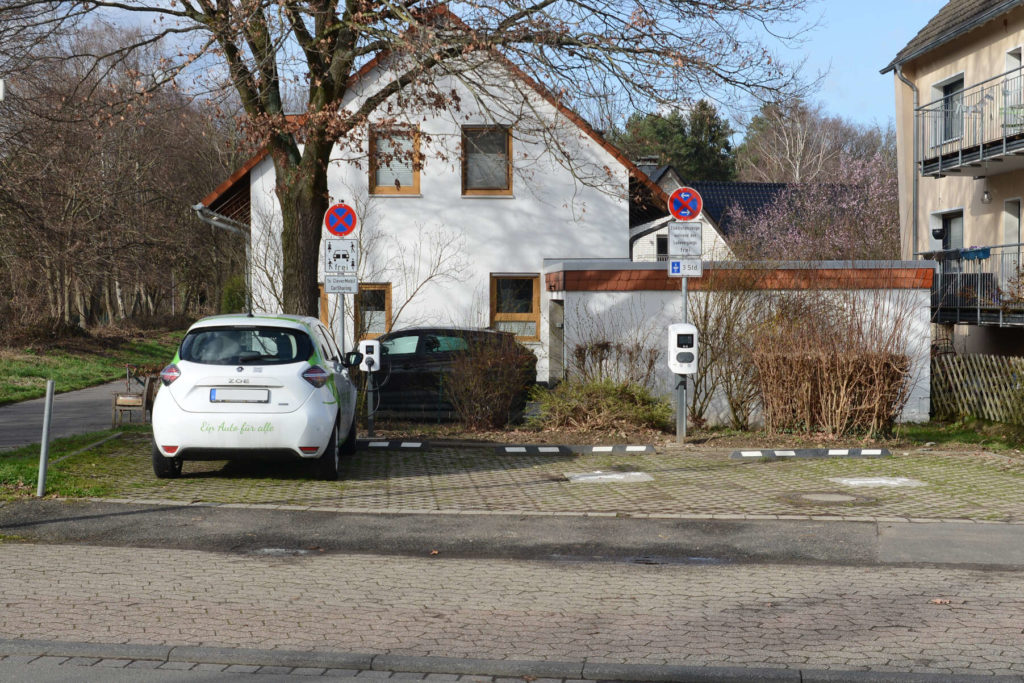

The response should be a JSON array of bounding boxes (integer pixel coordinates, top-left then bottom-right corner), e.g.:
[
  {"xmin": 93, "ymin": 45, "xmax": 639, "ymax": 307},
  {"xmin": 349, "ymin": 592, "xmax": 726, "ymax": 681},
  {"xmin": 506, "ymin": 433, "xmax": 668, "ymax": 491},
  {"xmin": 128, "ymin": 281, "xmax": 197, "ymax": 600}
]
[
  {"xmin": 247, "ymin": 61, "xmax": 631, "ymax": 382},
  {"xmin": 554, "ymin": 273, "xmax": 932, "ymax": 425},
  {"xmin": 630, "ymin": 216, "xmax": 734, "ymax": 262}
]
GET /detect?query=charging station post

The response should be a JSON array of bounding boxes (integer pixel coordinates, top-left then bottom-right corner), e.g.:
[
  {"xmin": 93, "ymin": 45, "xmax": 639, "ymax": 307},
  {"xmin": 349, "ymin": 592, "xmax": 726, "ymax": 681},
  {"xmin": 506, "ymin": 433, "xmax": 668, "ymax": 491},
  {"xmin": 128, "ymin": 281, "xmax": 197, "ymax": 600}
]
[
  {"xmin": 359, "ymin": 340, "xmax": 381, "ymax": 437},
  {"xmin": 666, "ymin": 187, "xmax": 703, "ymax": 444}
]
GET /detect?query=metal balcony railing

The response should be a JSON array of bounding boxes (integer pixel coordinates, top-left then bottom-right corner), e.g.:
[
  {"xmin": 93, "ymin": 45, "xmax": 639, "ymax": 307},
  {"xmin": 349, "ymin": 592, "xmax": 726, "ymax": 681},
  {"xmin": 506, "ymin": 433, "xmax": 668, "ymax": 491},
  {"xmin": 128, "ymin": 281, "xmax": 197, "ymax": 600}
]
[
  {"xmin": 930, "ymin": 242, "xmax": 1024, "ymax": 325},
  {"xmin": 916, "ymin": 69, "xmax": 1024, "ymax": 176}
]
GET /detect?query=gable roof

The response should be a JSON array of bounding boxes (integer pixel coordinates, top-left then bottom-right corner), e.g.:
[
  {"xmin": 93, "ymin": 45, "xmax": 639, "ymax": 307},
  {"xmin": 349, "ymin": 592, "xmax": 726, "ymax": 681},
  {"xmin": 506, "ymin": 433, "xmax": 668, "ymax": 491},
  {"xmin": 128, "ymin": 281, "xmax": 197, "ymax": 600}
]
[
  {"xmin": 199, "ymin": 51, "xmax": 667, "ymax": 225},
  {"xmin": 882, "ymin": 0, "xmax": 1022, "ymax": 73},
  {"xmin": 681, "ymin": 181, "xmax": 788, "ymax": 237}
]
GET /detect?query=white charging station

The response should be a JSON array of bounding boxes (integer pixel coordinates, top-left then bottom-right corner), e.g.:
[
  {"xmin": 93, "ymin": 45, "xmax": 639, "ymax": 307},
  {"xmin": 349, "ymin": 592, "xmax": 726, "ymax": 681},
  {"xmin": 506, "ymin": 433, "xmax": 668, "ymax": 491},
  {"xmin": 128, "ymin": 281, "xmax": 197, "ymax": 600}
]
[
  {"xmin": 359, "ymin": 339, "xmax": 380, "ymax": 373},
  {"xmin": 667, "ymin": 322, "xmax": 698, "ymax": 375}
]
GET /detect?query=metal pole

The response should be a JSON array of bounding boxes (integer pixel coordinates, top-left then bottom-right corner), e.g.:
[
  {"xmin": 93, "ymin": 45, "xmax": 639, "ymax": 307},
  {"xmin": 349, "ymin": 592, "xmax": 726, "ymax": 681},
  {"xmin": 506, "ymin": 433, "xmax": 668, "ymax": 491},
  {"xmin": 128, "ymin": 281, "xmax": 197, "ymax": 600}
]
[
  {"xmin": 36, "ymin": 379, "xmax": 55, "ymax": 497},
  {"xmin": 367, "ymin": 371, "xmax": 376, "ymax": 438},
  {"xmin": 678, "ymin": 276, "xmax": 688, "ymax": 443}
]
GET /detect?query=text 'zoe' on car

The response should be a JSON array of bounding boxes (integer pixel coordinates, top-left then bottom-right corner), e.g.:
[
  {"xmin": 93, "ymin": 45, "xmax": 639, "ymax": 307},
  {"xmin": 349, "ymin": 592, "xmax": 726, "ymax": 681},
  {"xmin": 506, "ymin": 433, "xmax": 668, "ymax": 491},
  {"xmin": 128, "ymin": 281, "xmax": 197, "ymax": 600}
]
[{"xmin": 151, "ymin": 314, "xmax": 361, "ymax": 481}]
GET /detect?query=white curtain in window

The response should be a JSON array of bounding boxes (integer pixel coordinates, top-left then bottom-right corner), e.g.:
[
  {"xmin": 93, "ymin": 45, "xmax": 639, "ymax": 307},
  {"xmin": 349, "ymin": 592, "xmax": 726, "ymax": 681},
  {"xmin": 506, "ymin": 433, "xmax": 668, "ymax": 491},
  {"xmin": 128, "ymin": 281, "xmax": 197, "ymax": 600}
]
[
  {"xmin": 375, "ymin": 134, "xmax": 414, "ymax": 189},
  {"xmin": 465, "ymin": 130, "xmax": 508, "ymax": 189}
]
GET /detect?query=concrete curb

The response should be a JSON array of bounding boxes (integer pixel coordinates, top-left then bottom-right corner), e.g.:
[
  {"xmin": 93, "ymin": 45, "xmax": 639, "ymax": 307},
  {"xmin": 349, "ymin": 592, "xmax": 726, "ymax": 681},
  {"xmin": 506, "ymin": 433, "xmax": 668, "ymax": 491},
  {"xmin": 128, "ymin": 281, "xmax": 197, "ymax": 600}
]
[
  {"xmin": 2, "ymin": 639, "xmax": 1022, "ymax": 683},
  {"xmin": 731, "ymin": 448, "xmax": 891, "ymax": 460},
  {"xmin": 357, "ymin": 439, "xmax": 655, "ymax": 454}
]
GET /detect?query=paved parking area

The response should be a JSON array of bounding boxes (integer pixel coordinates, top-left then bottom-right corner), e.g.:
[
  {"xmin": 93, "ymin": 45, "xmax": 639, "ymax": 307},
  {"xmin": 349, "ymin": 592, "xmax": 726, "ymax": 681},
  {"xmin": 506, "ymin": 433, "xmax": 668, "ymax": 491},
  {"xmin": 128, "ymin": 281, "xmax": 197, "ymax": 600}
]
[
  {"xmin": 76, "ymin": 433, "xmax": 1024, "ymax": 522},
  {"xmin": 1, "ymin": 543, "xmax": 1023, "ymax": 677}
]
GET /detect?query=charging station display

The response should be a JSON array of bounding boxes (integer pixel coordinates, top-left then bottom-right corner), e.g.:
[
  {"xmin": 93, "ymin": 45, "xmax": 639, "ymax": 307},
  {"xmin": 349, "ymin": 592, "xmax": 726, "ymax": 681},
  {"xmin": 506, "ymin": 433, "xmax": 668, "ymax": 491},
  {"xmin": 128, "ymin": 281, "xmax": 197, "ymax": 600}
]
[
  {"xmin": 359, "ymin": 340, "xmax": 380, "ymax": 373},
  {"xmin": 667, "ymin": 323, "xmax": 698, "ymax": 375}
]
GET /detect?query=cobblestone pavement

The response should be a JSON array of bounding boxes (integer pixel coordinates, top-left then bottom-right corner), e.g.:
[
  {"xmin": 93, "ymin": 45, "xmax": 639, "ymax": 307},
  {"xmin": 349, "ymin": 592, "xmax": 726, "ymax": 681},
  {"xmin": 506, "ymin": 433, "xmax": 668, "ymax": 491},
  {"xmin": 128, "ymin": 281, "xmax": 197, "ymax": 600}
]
[
  {"xmin": 91, "ymin": 434, "xmax": 1024, "ymax": 522},
  {"xmin": 1, "ymin": 544, "xmax": 1023, "ymax": 677}
]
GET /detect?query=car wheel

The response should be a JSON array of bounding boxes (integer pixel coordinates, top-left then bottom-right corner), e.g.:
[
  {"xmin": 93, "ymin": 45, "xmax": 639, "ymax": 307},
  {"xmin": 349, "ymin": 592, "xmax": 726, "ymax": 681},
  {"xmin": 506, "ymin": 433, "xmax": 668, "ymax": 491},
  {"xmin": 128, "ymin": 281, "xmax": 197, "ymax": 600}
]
[
  {"xmin": 315, "ymin": 422, "xmax": 340, "ymax": 481},
  {"xmin": 152, "ymin": 442, "xmax": 183, "ymax": 479},
  {"xmin": 340, "ymin": 418, "xmax": 357, "ymax": 457}
]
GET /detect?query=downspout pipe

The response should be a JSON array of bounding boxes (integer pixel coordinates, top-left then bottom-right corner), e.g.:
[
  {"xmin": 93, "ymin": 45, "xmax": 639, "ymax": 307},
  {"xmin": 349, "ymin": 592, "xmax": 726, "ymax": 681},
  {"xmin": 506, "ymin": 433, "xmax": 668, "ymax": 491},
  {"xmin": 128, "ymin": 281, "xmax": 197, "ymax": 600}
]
[
  {"xmin": 895, "ymin": 64, "xmax": 920, "ymax": 259},
  {"xmin": 192, "ymin": 203, "xmax": 253, "ymax": 314}
]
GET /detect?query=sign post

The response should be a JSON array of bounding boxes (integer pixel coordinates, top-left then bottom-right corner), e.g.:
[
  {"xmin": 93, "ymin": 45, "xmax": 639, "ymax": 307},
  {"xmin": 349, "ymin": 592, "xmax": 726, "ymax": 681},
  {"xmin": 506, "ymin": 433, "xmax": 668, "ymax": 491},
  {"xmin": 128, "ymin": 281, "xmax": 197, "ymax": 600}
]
[
  {"xmin": 666, "ymin": 187, "xmax": 703, "ymax": 443},
  {"xmin": 321, "ymin": 203, "xmax": 359, "ymax": 352}
]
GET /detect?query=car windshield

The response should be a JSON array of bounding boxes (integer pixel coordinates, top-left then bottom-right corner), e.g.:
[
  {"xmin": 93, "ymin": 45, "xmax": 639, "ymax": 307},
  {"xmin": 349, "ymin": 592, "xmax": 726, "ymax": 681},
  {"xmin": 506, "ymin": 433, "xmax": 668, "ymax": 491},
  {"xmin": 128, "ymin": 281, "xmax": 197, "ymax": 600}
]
[
  {"xmin": 179, "ymin": 326, "xmax": 314, "ymax": 366},
  {"xmin": 381, "ymin": 335, "xmax": 419, "ymax": 356}
]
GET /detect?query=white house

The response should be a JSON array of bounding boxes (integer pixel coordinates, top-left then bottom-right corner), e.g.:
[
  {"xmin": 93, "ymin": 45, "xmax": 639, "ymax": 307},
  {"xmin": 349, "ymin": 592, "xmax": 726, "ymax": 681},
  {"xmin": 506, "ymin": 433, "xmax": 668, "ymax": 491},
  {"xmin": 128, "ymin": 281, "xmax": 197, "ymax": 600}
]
[{"xmin": 199, "ymin": 52, "xmax": 668, "ymax": 384}]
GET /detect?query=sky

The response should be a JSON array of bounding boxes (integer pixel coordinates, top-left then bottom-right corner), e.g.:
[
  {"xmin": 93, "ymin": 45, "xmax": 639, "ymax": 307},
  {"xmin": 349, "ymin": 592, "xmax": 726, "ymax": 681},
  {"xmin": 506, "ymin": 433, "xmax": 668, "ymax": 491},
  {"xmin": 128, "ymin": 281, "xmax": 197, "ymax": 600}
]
[{"xmin": 785, "ymin": 0, "xmax": 947, "ymax": 128}]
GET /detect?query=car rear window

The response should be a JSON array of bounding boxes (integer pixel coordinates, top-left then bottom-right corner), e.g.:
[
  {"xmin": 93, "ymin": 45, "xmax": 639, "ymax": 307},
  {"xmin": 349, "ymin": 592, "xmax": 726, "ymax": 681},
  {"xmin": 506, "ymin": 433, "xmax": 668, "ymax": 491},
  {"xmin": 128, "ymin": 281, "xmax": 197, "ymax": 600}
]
[{"xmin": 179, "ymin": 326, "xmax": 314, "ymax": 365}]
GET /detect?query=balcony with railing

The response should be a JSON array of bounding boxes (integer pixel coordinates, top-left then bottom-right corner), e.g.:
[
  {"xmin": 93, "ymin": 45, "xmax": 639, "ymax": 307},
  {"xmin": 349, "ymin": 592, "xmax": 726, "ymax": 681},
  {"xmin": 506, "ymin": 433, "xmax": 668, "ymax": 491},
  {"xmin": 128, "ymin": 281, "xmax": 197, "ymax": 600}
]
[
  {"xmin": 916, "ymin": 69, "xmax": 1024, "ymax": 177},
  {"xmin": 928, "ymin": 243, "xmax": 1024, "ymax": 325}
]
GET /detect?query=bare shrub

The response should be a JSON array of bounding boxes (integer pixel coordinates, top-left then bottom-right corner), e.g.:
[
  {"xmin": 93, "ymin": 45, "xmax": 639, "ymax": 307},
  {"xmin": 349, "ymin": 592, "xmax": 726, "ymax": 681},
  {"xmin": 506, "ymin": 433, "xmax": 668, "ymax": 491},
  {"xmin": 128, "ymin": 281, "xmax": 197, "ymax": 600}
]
[
  {"xmin": 566, "ymin": 299, "xmax": 661, "ymax": 390},
  {"xmin": 748, "ymin": 284, "xmax": 915, "ymax": 438},
  {"xmin": 445, "ymin": 335, "xmax": 537, "ymax": 430},
  {"xmin": 689, "ymin": 268, "xmax": 767, "ymax": 429}
]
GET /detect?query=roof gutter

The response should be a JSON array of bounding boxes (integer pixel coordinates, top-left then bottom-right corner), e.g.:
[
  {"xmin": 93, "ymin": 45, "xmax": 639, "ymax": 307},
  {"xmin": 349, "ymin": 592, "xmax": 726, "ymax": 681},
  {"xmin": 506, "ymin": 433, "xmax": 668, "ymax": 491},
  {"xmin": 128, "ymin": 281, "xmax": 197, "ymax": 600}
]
[
  {"xmin": 881, "ymin": 1, "xmax": 1023, "ymax": 75},
  {"xmin": 192, "ymin": 203, "xmax": 253, "ymax": 314},
  {"xmin": 894, "ymin": 65, "xmax": 919, "ymax": 260}
]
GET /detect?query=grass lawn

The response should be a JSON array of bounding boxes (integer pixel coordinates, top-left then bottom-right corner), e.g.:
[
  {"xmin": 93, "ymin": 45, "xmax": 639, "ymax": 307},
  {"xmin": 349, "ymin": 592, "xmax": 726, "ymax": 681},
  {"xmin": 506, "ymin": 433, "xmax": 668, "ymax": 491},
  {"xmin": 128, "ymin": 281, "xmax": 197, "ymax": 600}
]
[
  {"xmin": 0, "ymin": 428, "xmax": 148, "ymax": 501},
  {"xmin": 0, "ymin": 330, "xmax": 183, "ymax": 406}
]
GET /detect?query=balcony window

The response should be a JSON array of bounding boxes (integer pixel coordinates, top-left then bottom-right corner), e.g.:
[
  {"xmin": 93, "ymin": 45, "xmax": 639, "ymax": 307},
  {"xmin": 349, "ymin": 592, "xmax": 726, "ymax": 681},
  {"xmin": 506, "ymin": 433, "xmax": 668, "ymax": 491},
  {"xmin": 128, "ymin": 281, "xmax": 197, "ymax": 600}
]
[
  {"xmin": 942, "ymin": 211, "xmax": 963, "ymax": 251},
  {"xmin": 941, "ymin": 78, "xmax": 964, "ymax": 143}
]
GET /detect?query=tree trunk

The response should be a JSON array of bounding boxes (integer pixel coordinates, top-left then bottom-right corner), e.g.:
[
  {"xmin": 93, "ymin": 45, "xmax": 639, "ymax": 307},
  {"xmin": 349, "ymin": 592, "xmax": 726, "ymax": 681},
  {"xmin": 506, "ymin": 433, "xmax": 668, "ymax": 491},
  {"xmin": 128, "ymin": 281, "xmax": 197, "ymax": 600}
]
[{"xmin": 274, "ymin": 138, "xmax": 332, "ymax": 317}]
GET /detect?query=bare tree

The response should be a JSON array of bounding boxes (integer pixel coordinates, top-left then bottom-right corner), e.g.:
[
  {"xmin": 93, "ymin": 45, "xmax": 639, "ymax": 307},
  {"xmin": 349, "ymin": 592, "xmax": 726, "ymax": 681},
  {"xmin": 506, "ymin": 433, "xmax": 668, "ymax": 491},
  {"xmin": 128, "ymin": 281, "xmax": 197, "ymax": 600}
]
[
  {"xmin": 0, "ymin": 0, "xmax": 813, "ymax": 318},
  {"xmin": 0, "ymin": 27, "xmax": 239, "ymax": 333}
]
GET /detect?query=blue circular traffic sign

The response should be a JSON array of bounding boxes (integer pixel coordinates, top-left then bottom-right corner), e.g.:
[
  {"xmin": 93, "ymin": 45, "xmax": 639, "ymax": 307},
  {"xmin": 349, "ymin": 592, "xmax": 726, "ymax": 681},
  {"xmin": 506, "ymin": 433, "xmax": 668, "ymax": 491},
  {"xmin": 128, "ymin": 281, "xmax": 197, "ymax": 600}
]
[
  {"xmin": 668, "ymin": 187, "xmax": 702, "ymax": 221},
  {"xmin": 324, "ymin": 203, "xmax": 357, "ymax": 236}
]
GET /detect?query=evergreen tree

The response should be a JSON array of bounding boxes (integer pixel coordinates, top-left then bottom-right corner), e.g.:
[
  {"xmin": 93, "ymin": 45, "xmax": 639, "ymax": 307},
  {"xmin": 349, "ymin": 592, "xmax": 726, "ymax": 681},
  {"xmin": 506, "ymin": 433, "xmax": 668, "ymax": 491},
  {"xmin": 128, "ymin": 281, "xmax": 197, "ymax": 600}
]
[{"xmin": 611, "ymin": 100, "xmax": 736, "ymax": 181}]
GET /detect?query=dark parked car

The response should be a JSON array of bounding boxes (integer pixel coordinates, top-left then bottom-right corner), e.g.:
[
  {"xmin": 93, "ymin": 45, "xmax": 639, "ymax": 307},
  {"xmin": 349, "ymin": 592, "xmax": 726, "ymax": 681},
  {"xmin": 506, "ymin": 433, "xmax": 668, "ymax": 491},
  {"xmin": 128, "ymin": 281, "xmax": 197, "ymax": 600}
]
[{"xmin": 372, "ymin": 327, "xmax": 536, "ymax": 420}]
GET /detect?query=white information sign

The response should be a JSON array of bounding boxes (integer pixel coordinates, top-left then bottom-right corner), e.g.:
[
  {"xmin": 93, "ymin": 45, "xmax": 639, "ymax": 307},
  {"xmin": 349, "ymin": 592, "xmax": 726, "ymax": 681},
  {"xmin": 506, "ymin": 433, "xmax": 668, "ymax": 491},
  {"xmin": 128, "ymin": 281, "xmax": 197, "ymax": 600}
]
[
  {"xmin": 324, "ymin": 273, "xmax": 358, "ymax": 294},
  {"xmin": 668, "ymin": 221, "xmax": 702, "ymax": 258},
  {"xmin": 324, "ymin": 239, "xmax": 358, "ymax": 273},
  {"xmin": 667, "ymin": 259, "xmax": 703, "ymax": 278}
]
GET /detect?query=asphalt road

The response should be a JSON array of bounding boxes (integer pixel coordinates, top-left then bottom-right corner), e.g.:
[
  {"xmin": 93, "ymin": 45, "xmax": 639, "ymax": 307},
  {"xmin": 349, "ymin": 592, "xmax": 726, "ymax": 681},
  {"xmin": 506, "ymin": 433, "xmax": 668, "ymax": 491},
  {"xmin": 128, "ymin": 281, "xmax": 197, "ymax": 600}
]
[
  {"xmin": 0, "ymin": 381, "xmax": 129, "ymax": 450},
  {"xmin": 4, "ymin": 499, "xmax": 1024, "ymax": 568}
]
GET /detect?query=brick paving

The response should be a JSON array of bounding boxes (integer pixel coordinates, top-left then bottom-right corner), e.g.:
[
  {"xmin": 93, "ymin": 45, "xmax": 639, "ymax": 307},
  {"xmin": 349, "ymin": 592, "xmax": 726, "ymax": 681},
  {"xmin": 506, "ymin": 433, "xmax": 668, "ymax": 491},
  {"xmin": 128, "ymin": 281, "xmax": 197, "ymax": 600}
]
[
  {"xmin": 6, "ymin": 436, "xmax": 1024, "ymax": 677},
  {"xmin": 1, "ymin": 544, "xmax": 1023, "ymax": 676},
  {"xmin": 93, "ymin": 433, "xmax": 1024, "ymax": 522}
]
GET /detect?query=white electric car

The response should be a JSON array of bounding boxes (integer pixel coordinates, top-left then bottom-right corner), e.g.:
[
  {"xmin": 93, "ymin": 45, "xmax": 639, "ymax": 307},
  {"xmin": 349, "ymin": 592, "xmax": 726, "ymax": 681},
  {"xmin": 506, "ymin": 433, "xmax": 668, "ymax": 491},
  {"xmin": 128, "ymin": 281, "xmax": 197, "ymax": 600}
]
[{"xmin": 151, "ymin": 314, "xmax": 360, "ymax": 480}]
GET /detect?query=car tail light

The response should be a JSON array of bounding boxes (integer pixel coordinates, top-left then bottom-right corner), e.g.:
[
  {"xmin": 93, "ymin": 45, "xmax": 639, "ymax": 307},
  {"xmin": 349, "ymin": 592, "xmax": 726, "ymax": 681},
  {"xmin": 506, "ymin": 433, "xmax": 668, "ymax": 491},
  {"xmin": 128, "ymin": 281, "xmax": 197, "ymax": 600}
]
[
  {"xmin": 302, "ymin": 365, "xmax": 329, "ymax": 388},
  {"xmin": 299, "ymin": 446, "xmax": 319, "ymax": 454},
  {"xmin": 160, "ymin": 364, "xmax": 181, "ymax": 386},
  {"xmin": 162, "ymin": 445, "xmax": 179, "ymax": 454}
]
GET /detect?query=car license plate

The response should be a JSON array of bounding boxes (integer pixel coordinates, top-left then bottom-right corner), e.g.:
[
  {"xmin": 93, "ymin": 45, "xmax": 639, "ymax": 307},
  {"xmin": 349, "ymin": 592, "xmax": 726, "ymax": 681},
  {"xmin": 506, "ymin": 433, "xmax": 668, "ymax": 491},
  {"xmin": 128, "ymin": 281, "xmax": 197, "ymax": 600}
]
[{"xmin": 210, "ymin": 388, "xmax": 270, "ymax": 403}]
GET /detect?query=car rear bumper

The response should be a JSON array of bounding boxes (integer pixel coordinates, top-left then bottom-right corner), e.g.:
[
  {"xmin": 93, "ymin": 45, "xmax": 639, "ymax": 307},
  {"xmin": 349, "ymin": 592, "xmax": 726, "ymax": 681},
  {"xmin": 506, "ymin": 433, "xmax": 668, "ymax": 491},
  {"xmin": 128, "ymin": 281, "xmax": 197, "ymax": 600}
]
[{"xmin": 152, "ymin": 393, "xmax": 336, "ymax": 460}]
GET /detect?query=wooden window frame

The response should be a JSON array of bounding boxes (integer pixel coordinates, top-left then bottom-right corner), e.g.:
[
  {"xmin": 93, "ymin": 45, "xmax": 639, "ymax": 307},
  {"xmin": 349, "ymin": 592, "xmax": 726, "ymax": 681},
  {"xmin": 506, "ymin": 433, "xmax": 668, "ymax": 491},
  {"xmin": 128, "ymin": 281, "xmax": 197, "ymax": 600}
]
[
  {"xmin": 462, "ymin": 126, "xmax": 513, "ymax": 196},
  {"xmin": 490, "ymin": 274, "xmax": 540, "ymax": 342},
  {"xmin": 355, "ymin": 283, "xmax": 392, "ymax": 339},
  {"xmin": 318, "ymin": 284, "xmax": 329, "ymax": 327},
  {"xmin": 369, "ymin": 127, "xmax": 420, "ymax": 196}
]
